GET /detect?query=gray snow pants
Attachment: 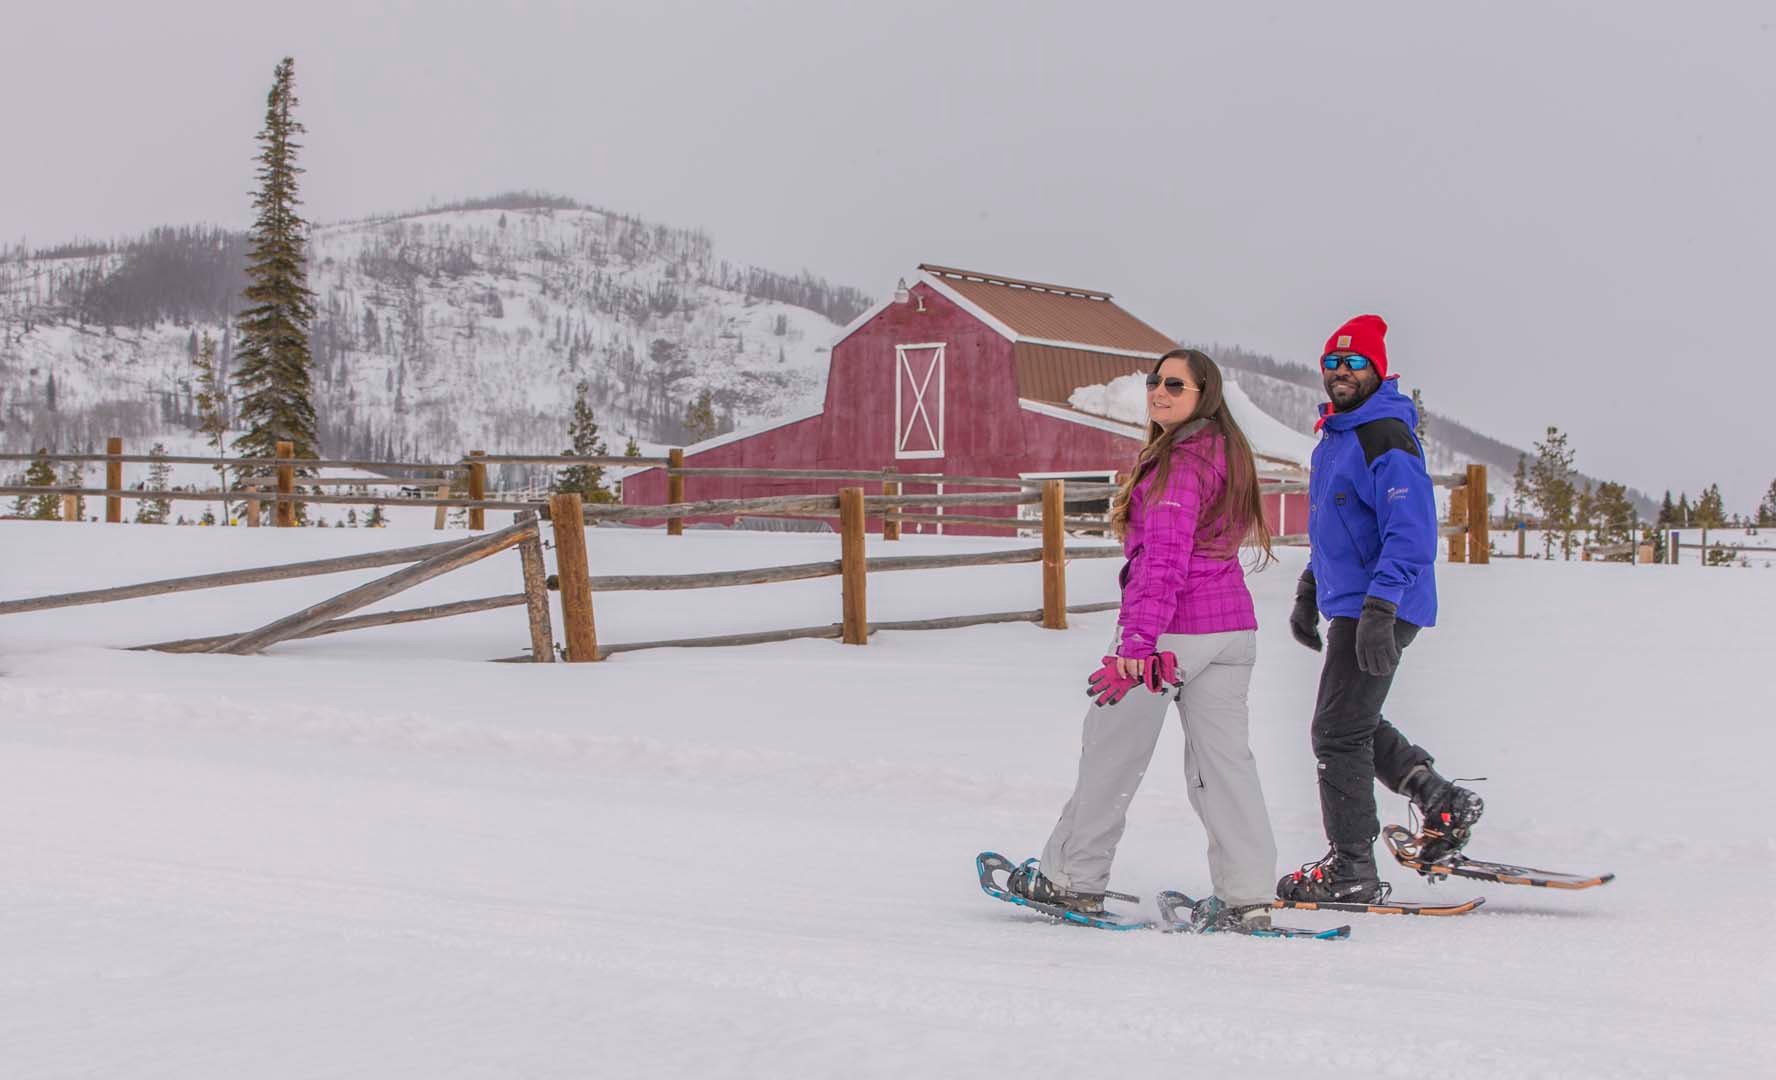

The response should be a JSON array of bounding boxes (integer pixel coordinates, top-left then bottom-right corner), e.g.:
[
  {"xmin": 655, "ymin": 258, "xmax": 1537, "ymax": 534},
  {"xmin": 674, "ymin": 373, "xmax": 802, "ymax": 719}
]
[{"xmin": 1039, "ymin": 629, "xmax": 1278, "ymax": 907}]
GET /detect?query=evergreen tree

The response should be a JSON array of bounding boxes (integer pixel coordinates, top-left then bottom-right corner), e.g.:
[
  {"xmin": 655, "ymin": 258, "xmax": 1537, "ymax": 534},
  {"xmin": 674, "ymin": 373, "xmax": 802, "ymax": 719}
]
[
  {"xmin": 552, "ymin": 380, "xmax": 615, "ymax": 503},
  {"xmin": 1510, "ymin": 455, "xmax": 1528, "ymax": 520},
  {"xmin": 231, "ymin": 57, "xmax": 320, "ymax": 502},
  {"xmin": 13, "ymin": 449, "xmax": 59, "ymax": 520},
  {"xmin": 1676, "ymin": 492, "xmax": 1692, "ymax": 527},
  {"xmin": 623, "ymin": 435, "xmax": 641, "ymax": 458},
  {"xmin": 193, "ymin": 331, "xmax": 233, "ymax": 523},
  {"xmin": 1695, "ymin": 484, "xmax": 1727, "ymax": 529},
  {"xmin": 60, "ymin": 463, "xmax": 87, "ymax": 521},
  {"xmin": 135, "ymin": 442, "xmax": 173, "ymax": 524},
  {"xmin": 1575, "ymin": 481, "xmax": 1594, "ymax": 551},
  {"xmin": 1759, "ymin": 479, "xmax": 1776, "ymax": 527},
  {"xmin": 1657, "ymin": 490, "xmax": 1676, "ymax": 529},
  {"xmin": 1593, "ymin": 481, "xmax": 1636, "ymax": 561},
  {"xmin": 1527, "ymin": 426, "xmax": 1576, "ymax": 558},
  {"xmin": 45, "ymin": 372, "xmax": 58, "ymax": 413},
  {"xmin": 365, "ymin": 503, "xmax": 387, "ymax": 528},
  {"xmin": 684, "ymin": 389, "xmax": 718, "ymax": 444}
]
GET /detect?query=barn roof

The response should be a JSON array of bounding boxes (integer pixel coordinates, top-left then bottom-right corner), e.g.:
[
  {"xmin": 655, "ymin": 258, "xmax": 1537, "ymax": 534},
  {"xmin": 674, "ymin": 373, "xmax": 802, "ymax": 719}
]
[
  {"xmin": 918, "ymin": 264, "xmax": 1177, "ymax": 355},
  {"xmin": 1012, "ymin": 343, "xmax": 1151, "ymax": 406}
]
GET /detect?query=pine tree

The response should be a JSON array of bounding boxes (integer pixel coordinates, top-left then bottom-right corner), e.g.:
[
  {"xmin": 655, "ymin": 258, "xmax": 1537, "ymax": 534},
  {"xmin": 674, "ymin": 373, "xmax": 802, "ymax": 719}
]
[
  {"xmin": 552, "ymin": 380, "xmax": 615, "ymax": 503},
  {"xmin": 1695, "ymin": 484, "xmax": 1727, "ymax": 529},
  {"xmin": 1677, "ymin": 492, "xmax": 1693, "ymax": 527},
  {"xmin": 1510, "ymin": 455, "xmax": 1528, "ymax": 520},
  {"xmin": 684, "ymin": 389, "xmax": 718, "ymax": 444},
  {"xmin": 1759, "ymin": 479, "xmax": 1776, "ymax": 527},
  {"xmin": 1593, "ymin": 481, "xmax": 1636, "ymax": 561},
  {"xmin": 193, "ymin": 332, "xmax": 233, "ymax": 524},
  {"xmin": 1527, "ymin": 426, "xmax": 1576, "ymax": 558},
  {"xmin": 1574, "ymin": 481, "xmax": 1594, "ymax": 552},
  {"xmin": 231, "ymin": 57, "xmax": 319, "ymax": 502},
  {"xmin": 60, "ymin": 463, "xmax": 86, "ymax": 521},
  {"xmin": 14, "ymin": 449, "xmax": 59, "ymax": 520},
  {"xmin": 135, "ymin": 442, "xmax": 173, "ymax": 524},
  {"xmin": 45, "ymin": 372, "xmax": 58, "ymax": 413},
  {"xmin": 365, "ymin": 503, "xmax": 387, "ymax": 528},
  {"xmin": 1657, "ymin": 490, "xmax": 1676, "ymax": 529}
]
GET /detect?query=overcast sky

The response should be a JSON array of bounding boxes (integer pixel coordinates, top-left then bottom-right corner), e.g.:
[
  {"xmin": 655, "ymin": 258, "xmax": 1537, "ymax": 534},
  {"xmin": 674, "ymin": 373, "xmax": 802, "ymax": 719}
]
[{"xmin": 5, "ymin": 1, "xmax": 1772, "ymax": 509}]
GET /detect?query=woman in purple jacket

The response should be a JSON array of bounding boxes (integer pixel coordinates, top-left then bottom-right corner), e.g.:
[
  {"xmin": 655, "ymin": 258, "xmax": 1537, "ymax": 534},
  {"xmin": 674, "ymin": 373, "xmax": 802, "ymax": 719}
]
[{"xmin": 1008, "ymin": 348, "xmax": 1280, "ymax": 931}]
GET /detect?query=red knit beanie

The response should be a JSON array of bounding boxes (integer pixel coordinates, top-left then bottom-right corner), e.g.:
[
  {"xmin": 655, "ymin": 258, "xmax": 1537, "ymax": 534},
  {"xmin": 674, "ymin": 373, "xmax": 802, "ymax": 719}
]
[{"xmin": 1323, "ymin": 314, "xmax": 1389, "ymax": 379}]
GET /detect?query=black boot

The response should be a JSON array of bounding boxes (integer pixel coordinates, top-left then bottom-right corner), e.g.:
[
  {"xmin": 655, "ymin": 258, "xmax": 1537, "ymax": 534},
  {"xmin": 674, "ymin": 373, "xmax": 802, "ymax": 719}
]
[
  {"xmin": 1402, "ymin": 763, "xmax": 1485, "ymax": 863},
  {"xmin": 1006, "ymin": 860, "xmax": 1106, "ymax": 916},
  {"xmin": 1277, "ymin": 843, "xmax": 1390, "ymax": 904}
]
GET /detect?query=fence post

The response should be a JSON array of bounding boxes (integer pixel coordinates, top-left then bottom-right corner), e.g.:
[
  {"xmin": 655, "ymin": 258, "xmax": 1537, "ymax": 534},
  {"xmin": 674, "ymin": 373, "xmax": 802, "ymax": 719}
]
[
  {"xmin": 275, "ymin": 440, "xmax": 295, "ymax": 527},
  {"xmin": 549, "ymin": 493, "xmax": 599, "ymax": 661},
  {"xmin": 62, "ymin": 493, "xmax": 79, "ymax": 522},
  {"xmin": 468, "ymin": 451, "xmax": 487, "ymax": 531},
  {"xmin": 1670, "ymin": 529, "xmax": 1680, "ymax": 566},
  {"xmin": 840, "ymin": 486, "xmax": 868, "ymax": 645},
  {"xmin": 1465, "ymin": 464, "xmax": 1489, "ymax": 564},
  {"xmin": 1447, "ymin": 485, "xmax": 1467, "ymax": 563},
  {"xmin": 1517, "ymin": 522, "xmax": 1526, "ymax": 559},
  {"xmin": 882, "ymin": 466, "xmax": 900, "ymax": 541},
  {"xmin": 516, "ymin": 510, "xmax": 555, "ymax": 662},
  {"xmin": 106, "ymin": 437, "xmax": 123, "ymax": 523},
  {"xmin": 667, "ymin": 448, "xmax": 685, "ymax": 537},
  {"xmin": 245, "ymin": 485, "xmax": 260, "ymax": 527},
  {"xmin": 1041, "ymin": 479, "xmax": 1068, "ymax": 630},
  {"xmin": 434, "ymin": 478, "xmax": 451, "ymax": 530}
]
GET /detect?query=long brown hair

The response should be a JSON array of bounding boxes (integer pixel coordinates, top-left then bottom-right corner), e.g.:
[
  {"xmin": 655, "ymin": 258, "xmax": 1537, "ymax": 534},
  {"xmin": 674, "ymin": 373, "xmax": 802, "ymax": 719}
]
[{"xmin": 1108, "ymin": 348, "xmax": 1275, "ymax": 566}]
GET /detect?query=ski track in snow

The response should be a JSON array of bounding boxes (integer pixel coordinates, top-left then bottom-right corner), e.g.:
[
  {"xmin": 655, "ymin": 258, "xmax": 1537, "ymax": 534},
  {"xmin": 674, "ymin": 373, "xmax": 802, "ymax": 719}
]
[{"xmin": 2, "ymin": 522, "xmax": 1773, "ymax": 1077}]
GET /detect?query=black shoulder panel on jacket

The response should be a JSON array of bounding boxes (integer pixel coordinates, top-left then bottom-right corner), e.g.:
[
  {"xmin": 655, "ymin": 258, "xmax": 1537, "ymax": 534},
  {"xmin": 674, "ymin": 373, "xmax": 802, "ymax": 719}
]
[{"xmin": 1355, "ymin": 418, "xmax": 1421, "ymax": 465}]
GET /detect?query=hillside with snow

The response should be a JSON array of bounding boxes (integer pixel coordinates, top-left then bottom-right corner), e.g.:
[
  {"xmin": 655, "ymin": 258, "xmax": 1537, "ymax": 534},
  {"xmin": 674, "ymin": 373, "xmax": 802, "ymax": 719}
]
[
  {"xmin": 1, "ymin": 518, "xmax": 1770, "ymax": 1075},
  {"xmin": 0, "ymin": 198, "xmax": 865, "ymax": 481}
]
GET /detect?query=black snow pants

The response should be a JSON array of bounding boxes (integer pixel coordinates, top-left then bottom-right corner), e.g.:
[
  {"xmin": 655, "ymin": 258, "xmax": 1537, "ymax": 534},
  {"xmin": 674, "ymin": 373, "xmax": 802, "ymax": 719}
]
[{"xmin": 1312, "ymin": 616, "xmax": 1435, "ymax": 848}]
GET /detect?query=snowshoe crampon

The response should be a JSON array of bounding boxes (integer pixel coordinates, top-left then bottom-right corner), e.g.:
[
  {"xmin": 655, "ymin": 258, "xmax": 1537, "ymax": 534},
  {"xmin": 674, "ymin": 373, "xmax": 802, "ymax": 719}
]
[
  {"xmin": 1155, "ymin": 891, "xmax": 1349, "ymax": 940},
  {"xmin": 974, "ymin": 852, "xmax": 1151, "ymax": 931},
  {"xmin": 1383, "ymin": 825, "xmax": 1616, "ymax": 890}
]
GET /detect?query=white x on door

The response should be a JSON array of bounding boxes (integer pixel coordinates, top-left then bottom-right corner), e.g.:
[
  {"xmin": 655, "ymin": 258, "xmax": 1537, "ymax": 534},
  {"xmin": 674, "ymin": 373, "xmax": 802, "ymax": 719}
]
[{"xmin": 894, "ymin": 343, "xmax": 945, "ymax": 459}]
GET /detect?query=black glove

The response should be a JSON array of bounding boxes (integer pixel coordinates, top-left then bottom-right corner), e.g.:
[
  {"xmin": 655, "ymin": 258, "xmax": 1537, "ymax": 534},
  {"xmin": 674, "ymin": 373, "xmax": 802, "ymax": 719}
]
[
  {"xmin": 1354, "ymin": 596, "xmax": 1401, "ymax": 677},
  {"xmin": 1289, "ymin": 569, "xmax": 1322, "ymax": 652}
]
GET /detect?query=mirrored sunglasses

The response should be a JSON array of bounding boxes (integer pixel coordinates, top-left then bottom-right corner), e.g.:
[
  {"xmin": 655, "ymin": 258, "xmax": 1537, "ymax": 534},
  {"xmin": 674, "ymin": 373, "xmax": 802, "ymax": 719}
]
[{"xmin": 1145, "ymin": 374, "xmax": 1200, "ymax": 396}]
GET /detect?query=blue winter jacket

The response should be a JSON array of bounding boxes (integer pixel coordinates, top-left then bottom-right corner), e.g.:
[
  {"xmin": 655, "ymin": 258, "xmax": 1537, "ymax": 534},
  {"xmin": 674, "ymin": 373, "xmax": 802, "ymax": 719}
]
[{"xmin": 1308, "ymin": 379, "xmax": 1438, "ymax": 627}]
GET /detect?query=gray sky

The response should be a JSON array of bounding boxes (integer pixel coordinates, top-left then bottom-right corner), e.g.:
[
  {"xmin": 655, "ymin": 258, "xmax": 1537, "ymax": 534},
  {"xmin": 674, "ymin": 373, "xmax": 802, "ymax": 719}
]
[{"xmin": 6, "ymin": 0, "xmax": 1772, "ymax": 510}]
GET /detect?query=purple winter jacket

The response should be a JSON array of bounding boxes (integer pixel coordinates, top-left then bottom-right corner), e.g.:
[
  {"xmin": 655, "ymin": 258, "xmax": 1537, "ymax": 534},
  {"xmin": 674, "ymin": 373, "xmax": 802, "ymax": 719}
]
[{"xmin": 1116, "ymin": 429, "xmax": 1259, "ymax": 658}]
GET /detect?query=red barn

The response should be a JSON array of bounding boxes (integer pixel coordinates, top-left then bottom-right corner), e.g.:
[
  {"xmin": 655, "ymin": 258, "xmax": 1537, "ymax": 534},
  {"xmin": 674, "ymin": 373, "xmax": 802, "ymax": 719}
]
[{"xmin": 623, "ymin": 264, "xmax": 1310, "ymax": 535}]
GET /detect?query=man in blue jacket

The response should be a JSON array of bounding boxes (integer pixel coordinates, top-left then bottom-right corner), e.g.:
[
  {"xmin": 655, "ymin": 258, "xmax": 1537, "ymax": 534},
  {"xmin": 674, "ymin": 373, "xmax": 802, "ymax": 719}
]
[{"xmin": 1277, "ymin": 314, "xmax": 1484, "ymax": 904}]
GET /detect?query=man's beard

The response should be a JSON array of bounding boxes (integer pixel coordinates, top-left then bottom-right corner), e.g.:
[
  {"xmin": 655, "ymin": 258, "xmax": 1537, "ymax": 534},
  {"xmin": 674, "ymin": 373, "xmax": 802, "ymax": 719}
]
[{"xmin": 1326, "ymin": 376, "xmax": 1373, "ymax": 409}]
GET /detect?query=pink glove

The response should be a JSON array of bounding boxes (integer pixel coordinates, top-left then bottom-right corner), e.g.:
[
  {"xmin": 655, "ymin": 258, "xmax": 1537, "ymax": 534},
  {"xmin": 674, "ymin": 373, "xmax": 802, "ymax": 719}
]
[{"xmin": 1085, "ymin": 652, "xmax": 1182, "ymax": 708}]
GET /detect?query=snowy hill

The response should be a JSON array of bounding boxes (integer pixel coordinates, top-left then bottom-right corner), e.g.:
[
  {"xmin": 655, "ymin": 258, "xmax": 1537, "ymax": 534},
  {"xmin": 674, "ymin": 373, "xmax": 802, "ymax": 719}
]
[
  {"xmin": 1, "ymin": 520, "xmax": 1770, "ymax": 1075},
  {"xmin": 0, "ymin": 197, "xmax": 867, "ymax": 481},
  {"xmin": 1209, "ymin": 360, "xmax": 1659, "ymax": 518}
]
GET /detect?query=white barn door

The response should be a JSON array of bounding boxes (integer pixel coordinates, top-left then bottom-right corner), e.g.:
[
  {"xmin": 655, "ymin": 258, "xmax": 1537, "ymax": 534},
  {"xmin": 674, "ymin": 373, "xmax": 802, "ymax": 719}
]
[{"xmin": 894, "ymin": 343, "xmax": 945, "ymax": 459}]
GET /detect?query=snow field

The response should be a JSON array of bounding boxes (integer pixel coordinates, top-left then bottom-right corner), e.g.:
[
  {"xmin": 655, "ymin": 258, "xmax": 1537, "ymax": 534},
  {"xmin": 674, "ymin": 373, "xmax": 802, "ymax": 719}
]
[{"xmin": 1, "ymin": 521, "xmax": 1771, "ymax": 1077}]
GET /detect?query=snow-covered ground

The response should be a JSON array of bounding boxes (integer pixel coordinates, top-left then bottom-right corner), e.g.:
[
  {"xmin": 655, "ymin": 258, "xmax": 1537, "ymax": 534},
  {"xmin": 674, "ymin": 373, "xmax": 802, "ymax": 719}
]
[{"xmin": 2, "ymin": 521, "xmax": 1771, "ymax": 1077}]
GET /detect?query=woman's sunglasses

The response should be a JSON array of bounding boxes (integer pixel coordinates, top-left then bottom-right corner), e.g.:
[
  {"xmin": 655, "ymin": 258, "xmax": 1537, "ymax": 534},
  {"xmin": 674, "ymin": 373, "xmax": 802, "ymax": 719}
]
[
  {"xmin": 1145, "ymin": 374, "xmax": 1200, "ymax": 396},
  {"xmin": 1321, "ymin": 353, "xmax": 1372, "ymax": 371}
]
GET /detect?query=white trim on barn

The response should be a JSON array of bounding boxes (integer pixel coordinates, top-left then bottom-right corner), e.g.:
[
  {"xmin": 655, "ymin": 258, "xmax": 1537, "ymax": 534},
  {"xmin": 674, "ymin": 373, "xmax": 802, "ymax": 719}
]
[
  {"xmin": 1017, "ymin": 398, "xmax": 1146, "ymax": 440},
  {"xmin": 895, "ymin": 343, "xmax": 946, "ymax": 459},
  {"xmin": 677, "ymin": 405, "xmax": 826, "ymax": 459},
  {"xmin": 826, "ymin": 294, "xmax": 899, "ymax": 353},
  {"xmin": 1014, "ymin": 468, "xmax": 1119, "ymax": 535},
  {"xmin": 1016, "ymin": 337, "xmax": 1167, "ymax": 360},
  {"xmin": 917, "ymin": 272, "xmax": 1019, "ymax": 341}
]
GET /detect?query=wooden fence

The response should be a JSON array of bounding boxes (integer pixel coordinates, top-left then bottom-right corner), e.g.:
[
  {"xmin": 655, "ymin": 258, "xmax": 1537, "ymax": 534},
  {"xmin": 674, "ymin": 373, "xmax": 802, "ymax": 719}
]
[{"xmin": 1, "ymin": 442, "xmax": 1494, "ymax": 663}]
